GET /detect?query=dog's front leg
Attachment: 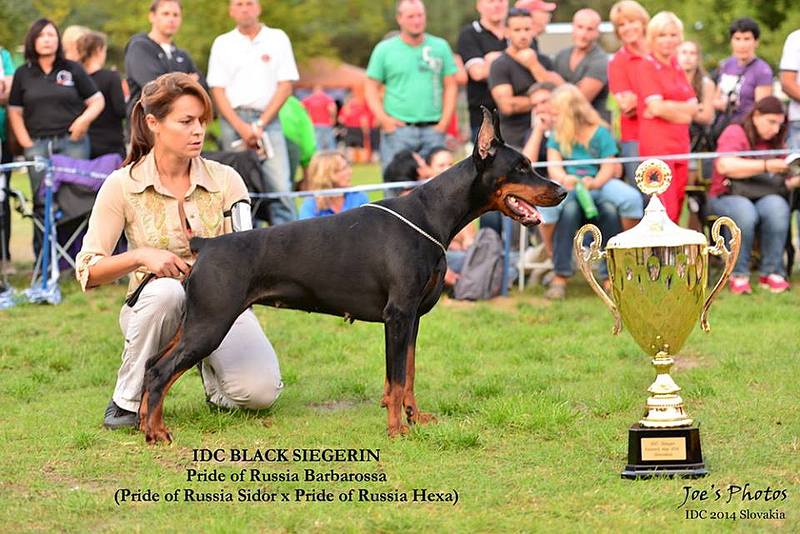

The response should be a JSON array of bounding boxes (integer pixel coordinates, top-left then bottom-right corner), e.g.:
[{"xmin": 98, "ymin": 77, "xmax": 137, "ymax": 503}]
[
  {"xmin": 141, "ymin": 359, "xmax": 189, "ymax": 444},
  {"xmin": 402, "ymin": 316, "xmax": 436, "ymax": 426},
  {"xmin": 383, "ymin": 302, "xmax": 414, "ymax": 437}
]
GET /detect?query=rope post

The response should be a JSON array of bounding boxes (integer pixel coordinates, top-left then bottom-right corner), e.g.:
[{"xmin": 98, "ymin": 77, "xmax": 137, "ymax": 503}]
[{"xmin": 501, "ymin": 215, "xmax": 512, "ymax": 296}]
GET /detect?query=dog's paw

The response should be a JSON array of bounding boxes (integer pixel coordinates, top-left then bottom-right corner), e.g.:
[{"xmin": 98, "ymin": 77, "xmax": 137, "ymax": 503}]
[
  {"xmin": 387, "ymin": 424, "xmax": 409, "ymax": 438},
  {"xmin": 411, "ymin": 412, "xmax": 437, "ymax": 425},
  {"xmin": 145, "ymin": 426, "xmax": 173, "ymax": 444}
]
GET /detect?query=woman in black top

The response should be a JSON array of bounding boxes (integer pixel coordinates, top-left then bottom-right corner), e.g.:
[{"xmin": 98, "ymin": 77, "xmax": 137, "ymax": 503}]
[
  {"xmin": 8, "ymin": 19, "xmax": 104, "ymax": 184},
  {"xmin": 7, "ymin": 18, "xmax": 104, "ymax": 254},
  {"xmin": 78, "ymin": 31, "xmax": 126, "ymax": 159}
]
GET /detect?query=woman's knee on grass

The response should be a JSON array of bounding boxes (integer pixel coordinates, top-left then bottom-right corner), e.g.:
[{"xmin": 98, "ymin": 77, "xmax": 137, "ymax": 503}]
[{"xmin": 222, "ymin": 374, "xmax": 284, "ymax": 410}]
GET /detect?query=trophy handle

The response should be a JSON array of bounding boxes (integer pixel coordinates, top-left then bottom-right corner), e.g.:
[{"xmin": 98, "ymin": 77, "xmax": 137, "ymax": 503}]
[
  {"xmin": 701, "ymin": 216, "xmax": 741, "ymax": 332},
  {"xmin": 574, "ymin": 224, "xmax": 622, "ymax": 335}
]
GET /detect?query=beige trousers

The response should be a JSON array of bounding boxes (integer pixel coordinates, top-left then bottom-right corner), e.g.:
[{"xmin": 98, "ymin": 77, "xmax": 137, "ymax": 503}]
[{"xmin": 113, "ymin": 278, "xmax": 283, "ymax": 412}]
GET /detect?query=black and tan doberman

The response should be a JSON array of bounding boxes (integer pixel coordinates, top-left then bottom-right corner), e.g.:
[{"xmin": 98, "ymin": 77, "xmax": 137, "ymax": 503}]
[{"xmin": 139, "ymin": 109, "xmax": 566, "ymax": 443}]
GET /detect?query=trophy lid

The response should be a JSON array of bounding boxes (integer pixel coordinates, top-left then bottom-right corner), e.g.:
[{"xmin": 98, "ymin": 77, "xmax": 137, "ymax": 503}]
[{"xmin": 606, "ymin": 159, "xmax": 707, "ymax": 249}]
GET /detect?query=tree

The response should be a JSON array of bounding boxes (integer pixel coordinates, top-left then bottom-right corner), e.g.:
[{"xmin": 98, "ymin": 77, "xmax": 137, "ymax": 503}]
[{"xmin": 1, "ymin": 0, "xmax": 798, "ymax": 73}]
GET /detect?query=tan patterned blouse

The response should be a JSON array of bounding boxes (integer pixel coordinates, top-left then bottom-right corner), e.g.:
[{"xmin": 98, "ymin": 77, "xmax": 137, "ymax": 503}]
[{"xmin": 76, "ymin": 150, "xmax": 249, "ymax": 296}]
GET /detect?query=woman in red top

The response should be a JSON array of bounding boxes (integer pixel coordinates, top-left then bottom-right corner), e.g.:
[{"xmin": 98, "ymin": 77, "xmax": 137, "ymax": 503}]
[
  {"xmin": 636, "ymin": 11, "xmax": 698, "ymax": 222},
  {"xmin": 608, "ymin": 1, "xmax": 650, "ymax": 185}
]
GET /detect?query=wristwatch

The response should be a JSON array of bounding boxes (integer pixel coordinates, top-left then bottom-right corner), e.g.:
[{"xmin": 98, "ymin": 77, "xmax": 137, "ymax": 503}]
[{"xmin": 255, "ymin": 118, "xmax": 265, "ymax": 129}]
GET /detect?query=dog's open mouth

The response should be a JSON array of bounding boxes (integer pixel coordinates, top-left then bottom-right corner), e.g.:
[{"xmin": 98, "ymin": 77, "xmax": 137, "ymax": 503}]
[{"xmin": 504, "ymin": 194, "xmax": 542, "ymax": 226}]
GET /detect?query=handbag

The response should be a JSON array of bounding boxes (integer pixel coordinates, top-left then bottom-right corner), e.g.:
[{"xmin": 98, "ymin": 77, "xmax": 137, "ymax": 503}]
[
  {"xmin": 711, "ymin": 60, "xmax": 757, "ymax": 147},
  {"xmin": 726, "ymin": 172, "xmax": 788, "ymax": 201}
]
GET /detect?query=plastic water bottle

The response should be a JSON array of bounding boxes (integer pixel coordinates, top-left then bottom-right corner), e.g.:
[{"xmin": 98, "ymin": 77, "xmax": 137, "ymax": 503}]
[{"xmin": 575, "ymin": 181, "xmax": 598, "ymax": 219}]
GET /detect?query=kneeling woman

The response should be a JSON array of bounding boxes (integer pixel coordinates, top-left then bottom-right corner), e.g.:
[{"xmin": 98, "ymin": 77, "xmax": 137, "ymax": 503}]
[
  {"xmin": 76, "ymin": 73, "xmax": 283, "ymax": 429},
  {"xmin": 709, "ymin": 96, "xmax": 798, "ymax": 295},
  {"xmin": 539, "ymin": 84, "xmax": 644, "ymax": 299}
]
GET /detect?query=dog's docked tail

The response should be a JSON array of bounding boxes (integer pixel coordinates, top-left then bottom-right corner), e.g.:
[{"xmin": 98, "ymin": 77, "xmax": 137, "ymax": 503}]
[{"xmin": 190, "ymin": 237, "xmax": 209, "ymax": 253}]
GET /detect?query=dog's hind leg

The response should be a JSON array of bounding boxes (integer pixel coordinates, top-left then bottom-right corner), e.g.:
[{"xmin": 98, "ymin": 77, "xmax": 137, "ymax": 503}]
[
  {"xmin": 140, "ymin": 301, "xmax": 244, "ymax": 443},
  {"xmin": 138, "ymin": 324, "xmax": 183, "ymax": 433},
  {"xmin": 402, "ymin": 316, "xmax": 436, "ymax": 426},
  {"xmin": 140, "ymin": 348, "xmax": 191, "ymax": 444},
  {"xmin": 383, "ymin": 301, "xmax": 416, "ymax": 437}
]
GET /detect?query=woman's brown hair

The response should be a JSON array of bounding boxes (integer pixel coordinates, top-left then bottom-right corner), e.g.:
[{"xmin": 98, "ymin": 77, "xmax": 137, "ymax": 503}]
[
  {"xmin": 741, "ymin": 96, "xmax": 787, "ymax": 150},
  {"xmin": 125, "ymin": 72, "xmax": 213, "ymax": 168},
  {"xmin": 76, "ymin": 31, "xmax": 106, "ymax": 65}
]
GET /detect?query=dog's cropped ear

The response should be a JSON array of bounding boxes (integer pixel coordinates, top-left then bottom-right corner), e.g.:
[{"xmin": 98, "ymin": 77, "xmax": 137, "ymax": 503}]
[
  {"xmin": 492, "ymin": 109, "xmax": 504, "ymax": 145},
  {"xmin": 473, "ymin": 106, "xmax": 497, "ymax": 163}
]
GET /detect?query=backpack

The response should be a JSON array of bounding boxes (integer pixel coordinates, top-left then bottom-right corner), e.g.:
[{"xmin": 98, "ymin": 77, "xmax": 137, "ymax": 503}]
[{"xmin": 453, "ymin": 228, "xmax": 504, "ymax": 301}]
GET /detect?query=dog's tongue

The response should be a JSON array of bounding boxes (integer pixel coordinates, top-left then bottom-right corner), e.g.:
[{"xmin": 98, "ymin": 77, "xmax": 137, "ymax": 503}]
[{"xmin": 507, "ymin": 195, "xmax": 542, "ymax": 225}]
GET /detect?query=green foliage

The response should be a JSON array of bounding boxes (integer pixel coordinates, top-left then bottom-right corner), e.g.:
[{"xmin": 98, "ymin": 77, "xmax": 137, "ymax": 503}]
[
  {"xmin": 1, "ymin": 0, "xmax": 797, "ymax": 73},
  {"xmin": 0, "ymin": 0, "xmax": 399, "ymax": 73},
  {"xmin": 649, "ymin": 0, "xmax": 800, "ymax": 68}
]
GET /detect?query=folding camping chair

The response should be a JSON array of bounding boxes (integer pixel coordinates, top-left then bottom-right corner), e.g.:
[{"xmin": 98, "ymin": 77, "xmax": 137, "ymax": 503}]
[
  {"xmin": 14, "ymin": 153, "xmax": 122, "ymax": 304},
  {"xmin": 45, "ymin": 153, "xmax": 123, "ymax": 270},
  {"xmin": 0, "ymin": 159, "xmax": 41, "ymax": 308}
]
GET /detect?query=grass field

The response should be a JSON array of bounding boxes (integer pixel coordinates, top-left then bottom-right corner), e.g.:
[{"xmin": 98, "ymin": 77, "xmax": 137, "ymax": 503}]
[{"xmin": 1, "ymin": 167, "xmax": 798, "ymax": 532}]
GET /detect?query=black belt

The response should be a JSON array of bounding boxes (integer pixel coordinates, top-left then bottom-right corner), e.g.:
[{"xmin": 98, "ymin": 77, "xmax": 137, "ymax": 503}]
[{"xmin": 404, "ymin": 121, "xmax": 438, "ymax": 127}]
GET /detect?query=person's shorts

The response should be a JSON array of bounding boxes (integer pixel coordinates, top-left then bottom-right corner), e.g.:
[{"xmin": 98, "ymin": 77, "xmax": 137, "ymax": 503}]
[{"xmin": 344, "ymin": 127, "xmax": 364, "ymax": 147}]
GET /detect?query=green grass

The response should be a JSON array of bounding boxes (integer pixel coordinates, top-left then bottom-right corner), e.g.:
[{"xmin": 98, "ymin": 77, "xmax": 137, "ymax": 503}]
[
  {"xmin": 2, "ymin": 275, "xmax": 799, "ymax": 531},
  {"xmin": 1, "ymin": 171, "xmax": 799, "ymax": 532}
]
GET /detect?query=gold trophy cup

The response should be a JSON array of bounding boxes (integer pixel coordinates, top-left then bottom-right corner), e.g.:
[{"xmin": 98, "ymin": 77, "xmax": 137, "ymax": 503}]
[{"xmin": 574, "ymin": 159, "xmax": 741, "ymax": 479}]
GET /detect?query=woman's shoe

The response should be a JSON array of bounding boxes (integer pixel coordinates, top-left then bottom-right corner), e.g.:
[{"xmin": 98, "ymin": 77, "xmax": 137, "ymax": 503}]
[
  {"xmin": 728, "ymin": 275, "xmax": 752, "ymax": 295},
  {"xmin": 758, "ymin": 274, "xmax": 790, "ymax": 294},
  {"xmin": 544, "ymin": 282, "xmax": 566, "ymax": 300},
  {"xmin": 103, "ymin": 399, "xmax": 138, "ymax": 429}
]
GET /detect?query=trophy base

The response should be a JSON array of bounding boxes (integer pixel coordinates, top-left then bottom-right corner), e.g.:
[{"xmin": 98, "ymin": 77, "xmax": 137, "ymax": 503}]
[{"xmin": 621, "ymin": 423, "xmax": 708, "ymax": 479}]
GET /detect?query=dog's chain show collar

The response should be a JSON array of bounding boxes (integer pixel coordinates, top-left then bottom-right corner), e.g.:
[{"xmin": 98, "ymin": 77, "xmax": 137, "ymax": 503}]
[{"xmin": 363, "ymin": 203, "xmax": 447, "ymax": 256}]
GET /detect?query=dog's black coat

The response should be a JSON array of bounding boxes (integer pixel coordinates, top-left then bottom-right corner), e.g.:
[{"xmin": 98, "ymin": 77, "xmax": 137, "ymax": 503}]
[{"xmin": 139, "ymin": 110, "xmax": 566, "ymax": 442}]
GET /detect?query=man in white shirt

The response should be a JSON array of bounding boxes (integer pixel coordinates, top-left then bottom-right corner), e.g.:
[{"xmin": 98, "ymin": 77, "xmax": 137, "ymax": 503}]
[
  {"xmin": 780, "ymin": 29, "xmax": 800, "ymax": 151},
  {"xmin": 207, "ymin": 0, "xmax": 299, "ymax": 224}
]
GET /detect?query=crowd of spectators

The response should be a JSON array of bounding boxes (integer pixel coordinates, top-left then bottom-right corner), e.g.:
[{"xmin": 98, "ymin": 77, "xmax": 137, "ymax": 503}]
[
  {"xmin": 0, "ymin": 0, "xmax": 799, "ymax": 297},
  {"xmin": 0, "ymin": 0, "xmax": 799, "ymax": 430}
]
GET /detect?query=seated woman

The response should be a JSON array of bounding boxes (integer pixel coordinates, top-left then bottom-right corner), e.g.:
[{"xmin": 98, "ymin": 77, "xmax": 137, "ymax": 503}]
[
  {"xmin": 76, "ymin": 73, "xmax": 283, "ymax": 429},
  {"xmin": 382, "ymin": 149, "xmax": 432, "ymax": 197},
  {"xmin": 709, "ymin": 96, "xmax": 799, "ymax": 294},
  {"xmin": 425, "ymin": 146, "xmax": 454, "ymax": 176},
  {"xmin": 539, "ymin": 84, "xmax": 644, "ymax": 299},
  {"xmin": 299, "ymin": 151, "xmax": 368, "ymax": 219}
]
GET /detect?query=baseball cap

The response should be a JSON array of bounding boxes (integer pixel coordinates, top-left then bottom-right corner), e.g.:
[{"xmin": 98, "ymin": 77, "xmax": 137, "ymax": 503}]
[{"xmin": 515, "ymin": 0, "xmax": 557, "ymax": 12}]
